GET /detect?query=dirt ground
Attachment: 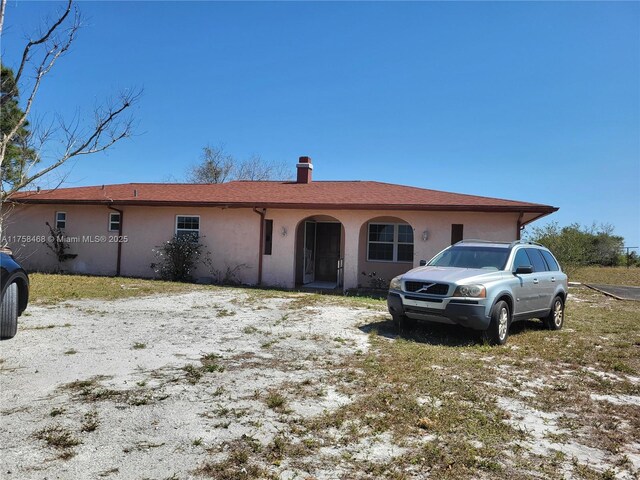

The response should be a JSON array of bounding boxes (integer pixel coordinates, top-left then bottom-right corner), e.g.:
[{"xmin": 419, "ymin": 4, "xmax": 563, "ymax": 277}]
[
  {"xmin": 1, "ymin": 286, "xmax": 639, "ymax": 479},
  {"xmin": 0, "ymin": 289, "xmax": 383, "ymax": 479}
]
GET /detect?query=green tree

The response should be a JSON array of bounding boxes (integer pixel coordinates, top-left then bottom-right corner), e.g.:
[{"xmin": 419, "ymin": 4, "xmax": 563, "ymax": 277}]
[
  {"xmin": 1, "ymin": 64, "xmax": 38, "ymax": 186},
  {"xmin": 0, "ymin": 0, "xmax": 140, "ymax": 238},
  {"xmin": 526, "ymin": 222, "xmax": 624, "ymax": 270}
]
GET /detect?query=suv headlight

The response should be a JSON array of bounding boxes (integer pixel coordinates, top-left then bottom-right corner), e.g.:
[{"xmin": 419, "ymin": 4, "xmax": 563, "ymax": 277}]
[
  {"xmin": 453, "ymin": 284, "xmax": 486, "ymax": 298},
  {"xmin": 389, "ymin": 276, "xmax": 402, "ymax": 291}
]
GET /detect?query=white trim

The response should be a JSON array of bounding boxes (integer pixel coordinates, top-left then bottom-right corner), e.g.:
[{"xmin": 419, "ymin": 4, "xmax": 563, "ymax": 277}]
[
  {"xmin": 175, "ymin": 214, "xmax": 200, "ymax": 237},
  {"xmin": 108, "ymin": 212, "xmax": 121, "ymax": 232},
  {"xmin": 366, "ymin": 222, "xmax": 414, "ymax": 263},
  {"xmin": 55, "ymin": 211, "xmax": 66, "ymax": 230}
]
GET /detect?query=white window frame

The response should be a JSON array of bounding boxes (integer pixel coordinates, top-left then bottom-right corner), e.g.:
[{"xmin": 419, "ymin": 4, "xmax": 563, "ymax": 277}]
[
  {"xmin": 367, "ymin": 223, "xmax": 413, "ymax": 263},
  {"xmin": 175, "ymin": 215, "xmax": 200, "ymax": 238},
  {"xmin": 55, "ymin": 211, "xmax": 66, "ymax": 230},
  {"xmin": 108, "ymin": 212, "xmax": 121, "ymax": 232}
]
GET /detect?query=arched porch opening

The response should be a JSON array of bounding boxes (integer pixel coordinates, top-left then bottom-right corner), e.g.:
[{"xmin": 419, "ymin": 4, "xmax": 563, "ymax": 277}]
[
  {"xmin": 358, "ymin": 216, "xmax": 415, "ymax": 288},
  {"xmin": 295, "ymin": 215, "xmax": 345, "ymax": 289}
]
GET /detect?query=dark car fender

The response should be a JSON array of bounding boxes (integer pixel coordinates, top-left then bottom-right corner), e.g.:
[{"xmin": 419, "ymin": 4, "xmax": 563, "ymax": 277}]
[{"xmin": 0, "ymin": 254, "xmax": 29, "ymax": 316}]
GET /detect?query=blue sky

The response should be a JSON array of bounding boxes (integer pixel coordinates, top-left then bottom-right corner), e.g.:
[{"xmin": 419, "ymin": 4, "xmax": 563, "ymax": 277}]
[{"xmin": 3, "ymin": 1, "xmax": 639, "ymax": 246}]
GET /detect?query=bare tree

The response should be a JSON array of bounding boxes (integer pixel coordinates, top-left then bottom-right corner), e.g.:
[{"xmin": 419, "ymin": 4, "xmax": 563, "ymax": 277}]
[
  {"xmin": 187, "ymin": 145, "xmax": 234, "ymax": 184},
  {"xmin": 187, "ymin": 146, "xmax": 292, "ymax": 184},
  {"xmin": 0, "ymin": 0, "xmax": 140, "ymax": 234},
  {"xmin": 235, "ymin": 154, "xmax": 291, "ymax": 181}
]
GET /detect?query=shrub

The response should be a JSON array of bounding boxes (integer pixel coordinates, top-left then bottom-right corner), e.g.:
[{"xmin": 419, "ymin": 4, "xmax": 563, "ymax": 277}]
[
  {"xmin": 361, "ymin": 271, "xmax": 388, "ymax": 290},
  {"xmin": 150, "ymin": 233, "xmax": 208, "ymax": 282},
  {"xmin": 526, "ymin": 222, "xmax": 624, "ymax": 270},
  {"xmin": 44, "ymin": 222, "xmax": 77, "ymax": 267}
]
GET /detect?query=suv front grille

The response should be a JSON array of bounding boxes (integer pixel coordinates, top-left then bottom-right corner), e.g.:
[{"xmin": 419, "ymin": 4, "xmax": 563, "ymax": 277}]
[{"xmin": 404, "ymin": 281, "xmax": 450, "ymax": 295}]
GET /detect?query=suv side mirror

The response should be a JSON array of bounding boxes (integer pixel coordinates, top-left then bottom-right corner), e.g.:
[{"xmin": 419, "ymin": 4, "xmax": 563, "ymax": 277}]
[
  {"xmin": 419, "ymin": 260, "xmax": 427, "ymax": 266},
  {"xmin": 515, "ymin": 265, "xmax": 533, "ymax": 275}
]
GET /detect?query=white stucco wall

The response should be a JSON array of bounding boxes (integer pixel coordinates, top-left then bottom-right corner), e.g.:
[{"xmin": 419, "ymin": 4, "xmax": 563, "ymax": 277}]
[{"xmin": 3, "ymin": 204, "xmax": 521, "ymax": 289}]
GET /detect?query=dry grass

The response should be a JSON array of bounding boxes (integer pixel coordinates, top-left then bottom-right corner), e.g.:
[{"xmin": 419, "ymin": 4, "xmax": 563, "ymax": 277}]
[
  {"xmin": 20, "ymin": 274, "xmax": 640, "ymax": 478},
  {"xmin": 311, "ymin": 285, "xmax": 639, "ymax": 478},
  {"xmin": 34, "ymin": 425, "xmax": 81, "ymax": 450},
  {"xmin": 29, "ymin": 273, "xmax": 203, "ymax": 304},
  {"xmin": 571, "ymin": 266, "xmax": 640, "ymax": 286}
]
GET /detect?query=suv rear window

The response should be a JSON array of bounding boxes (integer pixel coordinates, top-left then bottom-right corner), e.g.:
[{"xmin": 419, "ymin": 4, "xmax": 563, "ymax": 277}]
[
  {"xmin": 429, "ymin": 246, "xmax": 510, "ymax": 270},
  {"xmin": 540, "ymin": 250, "xmax": 560, "ymax": 271}
]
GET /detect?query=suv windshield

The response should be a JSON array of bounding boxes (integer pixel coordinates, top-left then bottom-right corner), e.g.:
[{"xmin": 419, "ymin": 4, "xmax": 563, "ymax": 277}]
[{"xmin": 428, "ymin": 246, "xmax": 510, "ymax": 270}]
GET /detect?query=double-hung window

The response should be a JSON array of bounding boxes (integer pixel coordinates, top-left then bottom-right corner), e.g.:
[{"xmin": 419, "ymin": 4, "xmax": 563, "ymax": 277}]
[
  {"xmin": 367, "ymin": 223, "xmax": 414, "ymax": 262},
  {"xmin": 55, "ymin": 212, "xmax": 66, "ymax": 230},
  {"xmin": 109, "ymin": 212, "xmax": 121, "ymax": 232},
  {"xmin": 176, "ymin": 215, "xmax": 200, "ymax": 240}
]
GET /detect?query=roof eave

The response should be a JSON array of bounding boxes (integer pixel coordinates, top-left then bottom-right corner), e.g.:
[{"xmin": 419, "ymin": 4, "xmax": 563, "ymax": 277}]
[{"xmin": 6, "ymin": 198, "xmax": 558, "ymax": 213}]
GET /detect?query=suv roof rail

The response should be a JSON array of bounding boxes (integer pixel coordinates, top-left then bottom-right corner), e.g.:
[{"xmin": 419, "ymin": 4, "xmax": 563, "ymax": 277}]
[
  {"xmin": 510, "ymin": 240, "xmax": 546, "ymax": 248},
  {"xmin": 454, "ymin": 239, "xmax": 512, "ymax": 245}
]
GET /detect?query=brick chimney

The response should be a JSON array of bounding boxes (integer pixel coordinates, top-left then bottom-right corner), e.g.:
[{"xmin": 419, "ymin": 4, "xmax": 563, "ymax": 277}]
[{"xmin": 296, "ymin": 156, "xmax": 313, "ymax": 184}]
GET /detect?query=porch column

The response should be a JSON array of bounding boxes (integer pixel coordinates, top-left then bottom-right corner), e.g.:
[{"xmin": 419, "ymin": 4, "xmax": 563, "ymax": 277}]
[{"xmin": 342, "ymin": 222, "xmax": 361, "ymax": 291}]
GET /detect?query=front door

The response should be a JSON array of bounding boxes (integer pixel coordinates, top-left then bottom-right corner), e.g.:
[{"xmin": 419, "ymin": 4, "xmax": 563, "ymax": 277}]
[
  {"xmin": 303, "ymin": 221, "xmax": 316, "ymax": 284},
  {"xmin": 315, "ymin": 223, "xmax": 341, "ymax": 282},
  {"xmin": 511, "ymin": 249, "xmax": 536, "ymax": 315}
]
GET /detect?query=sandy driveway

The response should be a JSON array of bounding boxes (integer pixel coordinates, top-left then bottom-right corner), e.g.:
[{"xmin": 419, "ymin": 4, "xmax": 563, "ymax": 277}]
[{"xmin": 0, "ymin": 288, "xmax": 385, "ymax": 479}]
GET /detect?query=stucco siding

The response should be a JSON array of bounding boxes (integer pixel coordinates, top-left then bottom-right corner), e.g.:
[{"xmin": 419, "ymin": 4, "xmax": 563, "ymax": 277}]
[
  {"xmin": 2, "ymin": 204, "xmax": 120, "ymax": 275},
  {"xmin": 3, "ymin": 204, "xmax": 520, "ymax": 289}
]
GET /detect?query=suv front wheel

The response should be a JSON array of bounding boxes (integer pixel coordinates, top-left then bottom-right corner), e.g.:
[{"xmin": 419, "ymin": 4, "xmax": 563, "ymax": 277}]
[{"xmin": 483, "ymin": 300, "xmax": 510, "ymax": 346}]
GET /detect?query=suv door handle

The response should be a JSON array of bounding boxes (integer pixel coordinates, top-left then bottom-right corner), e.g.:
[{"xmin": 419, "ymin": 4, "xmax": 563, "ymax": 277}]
[
  {"xmin": 551, "ymin": 277, "xmax": 555, "ymax": 282},
  {"xmin": 533, "ymin": 278, "xmax": 539, "ymax": 284}
]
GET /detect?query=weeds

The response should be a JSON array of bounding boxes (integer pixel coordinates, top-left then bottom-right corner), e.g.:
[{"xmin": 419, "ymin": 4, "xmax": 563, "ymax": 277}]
[{"xmin": 34, "ymin": 425, "xmax": 81, "ymax": 449}]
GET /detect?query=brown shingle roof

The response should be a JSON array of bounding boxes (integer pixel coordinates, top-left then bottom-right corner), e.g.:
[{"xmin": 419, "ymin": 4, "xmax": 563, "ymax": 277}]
[{"xmin": 8, "ymin": 181, "xmax": 557, "ymax": 213}]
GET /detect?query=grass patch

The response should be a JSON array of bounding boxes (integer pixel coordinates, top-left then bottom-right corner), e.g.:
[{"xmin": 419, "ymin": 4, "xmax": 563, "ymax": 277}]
[
  {"xmin": 571, "ymin": 266, "xmax": 640, "ymax": 286},
  {"xmin": 34, "ymin": 425, "xmax": 81, "ymax": 449},
  {"xmin": 264, "ymin": 391, "xmax": 287, "ymax": 411},
  {"xmin": 29, "ymin": 273, "xmax": 203, "ymax": 304},
  {"xmin": 61, "ymin": 376, "xmax": 156, "ymax": 406},
  {"xmin": 81, "ymin": 411, "xmax": 99, "ymax": 432},
  {"xmin": 201, "ymin": 353, "xmax": 225, "ymax": 373},
  {"xmin": 132, "ymin": 342, "xmax": 147, "ymax": 350},
  {"xmin": 49, "ymin": 407, "xmax": 65, "ymax": 417},
  {"xmin": 183, "ymin": 354, "xmax": 226, "ymax": 383},
  {"xmin": 195, "ymin": 436, "xmax": 273, "ymax": 480}
]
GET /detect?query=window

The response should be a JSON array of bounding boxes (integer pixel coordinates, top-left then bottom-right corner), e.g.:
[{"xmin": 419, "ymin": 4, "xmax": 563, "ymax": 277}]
[
  {"xmin": 55, "ymin": 212, "xmax": 66, "ymax": 229},
  {"xmin": 367, "ymin": 223, "xmax": 413, "ymax": 262},
  {"xmin": 429, "ymin": 246, "xmax": 510, "ymax": 270},
  {"xmin": 175, "ymin": 215, "xmax": 200, "ymax": 239},
  {"xmin": 109, "ymin": 212, "xmax": 121, "ymax": 232},
  {"xmin": 526, "ymin": 248, "xmax": 548, "ymax": 272},
  {"xmin": 451, "ymin": 224, "xmax": 464, "ymax": 245},
  {"xmin": 540, "ymin": 250, "xmax": 560, "ymax": 271},
  {"xmin": 264, "ymin": 219, "xmax": 273, "ymax": 255},
  {"xmin": 512, "ymin": 249, "xmax": 532, "ymax": 271}
]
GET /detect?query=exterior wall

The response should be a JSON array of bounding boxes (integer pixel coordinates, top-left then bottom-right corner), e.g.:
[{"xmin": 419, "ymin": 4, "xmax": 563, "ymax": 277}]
[
  {"xmin": 117, "ymin": 206, "xmax": 259, "ymax": 283},
  {"xmin": 3, "ymin": 203, "xmax": 520, "ymax": 290},
  {"xmin": 2, "ymin": 204, "xmax": 260, "ymax": 284},
  {"xmin": 2, "ymin": 204, "xmax": 120, "ymax": 275},
  {"xmin": 261, "ymin": 209, "xmax": 520, "ymax": 289}
]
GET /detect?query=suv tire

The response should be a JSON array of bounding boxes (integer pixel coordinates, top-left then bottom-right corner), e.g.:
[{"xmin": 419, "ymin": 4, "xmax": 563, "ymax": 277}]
[
  {"xmin": 543, "ymin": 296, "xmax": 564, "ymax": 331},
  {"xmin": 1, "ymin": 282, "xmax": 19, "ymax": 340},
  {"xmin": 392, "ymin": 314, "xmax": 413, "ymax": 331},
  {"xmin": 483, "ymin": 300, "xmax": 510, "ymax": 346}
]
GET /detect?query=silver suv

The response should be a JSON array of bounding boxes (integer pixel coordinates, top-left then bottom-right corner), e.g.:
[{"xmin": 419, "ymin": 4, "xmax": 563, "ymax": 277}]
[{"xmin": 387, "ymin": 240, "xmax": 568, "ymax": 345}]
